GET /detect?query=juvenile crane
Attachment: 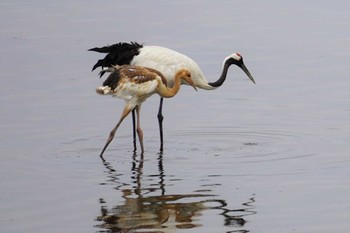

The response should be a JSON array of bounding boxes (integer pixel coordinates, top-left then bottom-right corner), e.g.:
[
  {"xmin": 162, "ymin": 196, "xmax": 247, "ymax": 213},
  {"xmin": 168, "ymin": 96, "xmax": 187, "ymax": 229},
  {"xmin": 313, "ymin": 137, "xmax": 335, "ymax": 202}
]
[
  {"xmin": 90, "ymin": 42, "xmax": 255, "ymax": 151},
  {"xmin": 96, "ymin": 65, "xmax": 197, "ymax": 157}
]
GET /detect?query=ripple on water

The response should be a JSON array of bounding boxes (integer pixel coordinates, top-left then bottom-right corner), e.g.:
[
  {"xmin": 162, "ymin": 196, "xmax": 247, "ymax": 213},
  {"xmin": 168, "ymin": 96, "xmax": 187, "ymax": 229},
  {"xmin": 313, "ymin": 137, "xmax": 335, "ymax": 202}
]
[{"xmin": 168, "ymin": 125, "xmax": 316, "ymax": 164}]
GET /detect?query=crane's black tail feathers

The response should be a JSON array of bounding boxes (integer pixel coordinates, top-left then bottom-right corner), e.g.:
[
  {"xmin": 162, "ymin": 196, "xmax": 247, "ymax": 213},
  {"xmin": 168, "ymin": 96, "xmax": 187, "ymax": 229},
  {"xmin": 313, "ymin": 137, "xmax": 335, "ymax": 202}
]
[
  {"xmin": 89, "ymin": 42, "xmax": 143, "ymax": 75},
  {"xmin": 100, "ymin": 70, "xmax": 121, "ymax": 91},
  {"xmin": 98, "ymin": 70, "xmax": 106, "ymax": 78},
  {"xmin": 96, "ymin": 67, "xmax": 122, "ymax": 95}
]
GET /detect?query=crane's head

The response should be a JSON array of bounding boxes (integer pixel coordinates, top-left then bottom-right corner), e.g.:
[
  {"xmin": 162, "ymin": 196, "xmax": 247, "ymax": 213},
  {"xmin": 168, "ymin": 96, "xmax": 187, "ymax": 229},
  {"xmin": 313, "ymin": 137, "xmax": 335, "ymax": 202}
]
[
  {"xmin": 225, "ymin": 53, "xmax": 255, "ymax": 84},
  {"xmin": 177, "ymin": 69, "xmax": 198, "ymax": 91}
]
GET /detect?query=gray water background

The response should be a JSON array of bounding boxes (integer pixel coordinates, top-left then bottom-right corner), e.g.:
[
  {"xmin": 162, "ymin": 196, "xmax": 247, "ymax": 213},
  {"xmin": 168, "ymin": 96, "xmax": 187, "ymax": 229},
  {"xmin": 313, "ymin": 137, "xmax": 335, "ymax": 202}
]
[{"xmin": 0, "ymin": 1, "xmax": 349, "ymax": 232}]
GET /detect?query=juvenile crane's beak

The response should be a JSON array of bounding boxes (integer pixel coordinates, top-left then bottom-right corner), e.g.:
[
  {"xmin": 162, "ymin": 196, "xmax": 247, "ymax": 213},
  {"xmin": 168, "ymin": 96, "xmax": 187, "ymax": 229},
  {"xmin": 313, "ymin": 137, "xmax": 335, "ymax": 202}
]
[
  {"xmin": 191, "ymin": 84, "xmax": 198, "ymax": 91},
  {"xmin": 188, "ymin": 81, "xmax": 198, "ymax": 91},
  {"xmin": 240, "ymin": 63, "xmax": 255, "ymax": 84}
]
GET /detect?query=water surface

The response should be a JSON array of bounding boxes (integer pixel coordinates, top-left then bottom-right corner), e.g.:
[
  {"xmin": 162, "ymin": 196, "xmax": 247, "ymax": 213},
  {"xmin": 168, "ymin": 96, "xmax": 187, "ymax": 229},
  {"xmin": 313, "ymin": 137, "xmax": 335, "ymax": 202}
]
[{"xmin": 0, "ymin": 1, "xmax": 349, "ymax": 233}]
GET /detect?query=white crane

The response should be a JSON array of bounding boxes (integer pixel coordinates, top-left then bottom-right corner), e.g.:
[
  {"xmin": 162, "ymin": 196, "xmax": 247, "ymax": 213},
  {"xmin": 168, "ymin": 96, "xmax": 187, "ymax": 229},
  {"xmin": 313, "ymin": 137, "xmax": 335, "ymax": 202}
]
[
  {"xmin": 90, "ymin": 42, "xmax": 255, "ymax": 152},
  {"xmin": 96, "ymin": 65, "xmax": 197, "ymax": 157}
]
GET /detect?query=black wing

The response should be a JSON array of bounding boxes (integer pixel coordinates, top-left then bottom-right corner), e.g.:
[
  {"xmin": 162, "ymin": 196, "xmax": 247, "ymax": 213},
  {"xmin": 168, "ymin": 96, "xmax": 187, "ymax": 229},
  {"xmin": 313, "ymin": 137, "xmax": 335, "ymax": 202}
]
[{"xmin": 89, "ymin": 42, "xmax": 143, "ymax": 73}]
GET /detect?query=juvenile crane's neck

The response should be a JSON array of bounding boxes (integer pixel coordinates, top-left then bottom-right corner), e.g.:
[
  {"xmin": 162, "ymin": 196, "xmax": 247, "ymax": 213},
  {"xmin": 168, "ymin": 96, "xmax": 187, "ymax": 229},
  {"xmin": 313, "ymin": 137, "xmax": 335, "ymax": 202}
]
[{"xmin": 157, "ymin": 75, "xmax": 183, "ymax": 98}]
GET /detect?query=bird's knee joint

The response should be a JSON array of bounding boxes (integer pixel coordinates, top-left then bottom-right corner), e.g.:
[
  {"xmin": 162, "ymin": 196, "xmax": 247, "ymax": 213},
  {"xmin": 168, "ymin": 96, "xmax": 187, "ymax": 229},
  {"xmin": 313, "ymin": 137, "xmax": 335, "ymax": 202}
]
[
  {"xmin": 157, "ymin": 114, "xmax": 164, "ymax": 122},
  {"xmin": 109, "ymin": 131, "xmax": 115, "ymax": 138}
]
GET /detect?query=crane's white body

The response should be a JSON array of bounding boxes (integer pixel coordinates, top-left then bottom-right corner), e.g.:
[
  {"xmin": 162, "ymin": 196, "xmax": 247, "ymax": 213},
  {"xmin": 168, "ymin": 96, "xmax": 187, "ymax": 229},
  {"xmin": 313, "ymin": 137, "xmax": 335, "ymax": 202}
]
[
  {"xmin": 130, "ymin": 46, "xmax": 216, "ymax": 90},
  {"xmin": 112, "ymin": 79, "xmax": 158, "ymax": 103},
  {"xmin": 97, "ymin": 71, "xmax": 160, "ymax": 110}
]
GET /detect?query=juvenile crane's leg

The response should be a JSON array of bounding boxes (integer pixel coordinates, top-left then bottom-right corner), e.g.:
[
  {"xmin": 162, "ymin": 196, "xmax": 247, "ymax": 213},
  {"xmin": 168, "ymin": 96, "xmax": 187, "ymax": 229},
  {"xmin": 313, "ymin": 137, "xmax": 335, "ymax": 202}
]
[
  {"xmin": 157, "ymin": 97, "xmax": 164, "ymax": 152},
  {"xmin": 131, "ymin": 109, "xmax": 137, "ymax": 152},
  {"xmin": 135, "ymin": 105, "xmax": 144, "ymax": 153},
  {"xmin": 100, "ymin": 106, "xmax": 132, "ymax": 158}
]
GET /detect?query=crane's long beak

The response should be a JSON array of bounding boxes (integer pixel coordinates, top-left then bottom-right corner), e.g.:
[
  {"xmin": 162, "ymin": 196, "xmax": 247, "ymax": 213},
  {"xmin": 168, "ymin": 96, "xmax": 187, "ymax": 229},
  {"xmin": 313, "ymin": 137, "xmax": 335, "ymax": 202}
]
[
  {"xmin": 191, "ymin": 83, "xmax": 198, "ymax": 91},
  {"xmin": 184, "ymin": 76, "xmax": 198, "ymax": 91},
  {"xmin": 240, "ymin": 63, "xmax": 255, "ymax": 84},
  {"xmin": 186, "ymin": 80, "xmax": 198, "ymax": 91}
]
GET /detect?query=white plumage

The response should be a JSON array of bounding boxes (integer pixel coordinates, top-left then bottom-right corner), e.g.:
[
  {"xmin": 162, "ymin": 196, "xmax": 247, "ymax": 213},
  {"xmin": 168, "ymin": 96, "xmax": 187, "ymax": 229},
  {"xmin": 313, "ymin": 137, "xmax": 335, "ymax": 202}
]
[
  {"xmin": 90, "ymin": 42, "xmax": 255, "ymax": 152},
  {"xmin": 131, "ymin": 46, "xmax": 211, "ymax": 89}
]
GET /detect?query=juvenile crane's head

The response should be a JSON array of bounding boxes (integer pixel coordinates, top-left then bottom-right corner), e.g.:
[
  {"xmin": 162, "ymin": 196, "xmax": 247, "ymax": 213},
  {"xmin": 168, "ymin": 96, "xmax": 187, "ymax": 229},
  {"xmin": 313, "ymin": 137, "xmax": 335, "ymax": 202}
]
[
  {"xmin": 225, "ymin": 53, "xmax": 255, "ymax": 84},
  {"xmin": 177, "ymin": 69, "xmax": 197, "ymax": 91}
]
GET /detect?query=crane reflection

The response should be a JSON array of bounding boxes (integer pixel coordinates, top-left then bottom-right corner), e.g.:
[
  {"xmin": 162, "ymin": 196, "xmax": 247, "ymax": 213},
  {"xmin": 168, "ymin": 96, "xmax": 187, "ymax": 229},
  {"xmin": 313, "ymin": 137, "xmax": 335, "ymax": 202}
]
[{"xmin": 95, "ymin": 153, "xmax": 256, "ymax": 232}]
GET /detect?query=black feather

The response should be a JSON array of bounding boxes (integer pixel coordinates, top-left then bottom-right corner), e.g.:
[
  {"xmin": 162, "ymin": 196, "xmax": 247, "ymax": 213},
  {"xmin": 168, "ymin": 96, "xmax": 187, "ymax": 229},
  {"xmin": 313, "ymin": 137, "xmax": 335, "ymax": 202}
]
[
  {"xmin": 89, "ymin": 42, "xmax": 143, "ymax": 74},
  {"xmin": 92, "ymin": 59, "xmax": 107, "ymax": 72},
  {"xmin": 98, "ymin": 70, "xmax": 107, "ymax": 78},
  {"xmin": 102, "ymin": 71, "xmax": 121, "ymax": 90},
  {"xmin": 88, "ymin": 46, "xmax": 113, "ymax": 53}
]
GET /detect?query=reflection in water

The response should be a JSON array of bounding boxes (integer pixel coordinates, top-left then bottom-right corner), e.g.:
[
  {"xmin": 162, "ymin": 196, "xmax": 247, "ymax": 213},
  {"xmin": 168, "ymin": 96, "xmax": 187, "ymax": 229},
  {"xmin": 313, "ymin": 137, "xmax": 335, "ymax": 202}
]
[{"xmin": 96, "ymin": 153, "xmax": 256, "ymax": 232}]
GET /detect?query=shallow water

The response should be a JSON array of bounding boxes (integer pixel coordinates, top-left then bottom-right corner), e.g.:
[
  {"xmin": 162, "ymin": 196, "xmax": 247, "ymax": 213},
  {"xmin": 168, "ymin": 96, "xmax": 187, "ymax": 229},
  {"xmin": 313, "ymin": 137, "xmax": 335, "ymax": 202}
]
[{"xmin": 1, "ymin": 1, "xmax": 349, "ymax": 233}]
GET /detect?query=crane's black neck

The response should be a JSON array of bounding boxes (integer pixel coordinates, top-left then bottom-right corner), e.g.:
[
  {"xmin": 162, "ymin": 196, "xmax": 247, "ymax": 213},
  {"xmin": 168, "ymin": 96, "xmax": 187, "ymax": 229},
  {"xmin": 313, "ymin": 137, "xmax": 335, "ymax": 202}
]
[{"xmin": 207, "ymin": 59, "xmax": 232, "ymax": 88}]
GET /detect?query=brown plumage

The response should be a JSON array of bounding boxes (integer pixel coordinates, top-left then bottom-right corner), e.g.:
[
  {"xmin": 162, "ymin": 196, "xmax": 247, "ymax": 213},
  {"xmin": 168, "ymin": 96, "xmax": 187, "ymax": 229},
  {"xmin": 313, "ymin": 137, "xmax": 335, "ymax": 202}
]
[{"xmin": 96, "ymin": 65, "xmax": 197, "ymax": 157}]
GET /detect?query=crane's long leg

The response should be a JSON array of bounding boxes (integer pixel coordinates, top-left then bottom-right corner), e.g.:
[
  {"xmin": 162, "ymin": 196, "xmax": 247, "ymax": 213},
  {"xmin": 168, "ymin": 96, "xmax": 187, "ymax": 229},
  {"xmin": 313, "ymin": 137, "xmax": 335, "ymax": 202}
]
[
  {"xmin": 157, "ymin": 97, "xmax": 164, "ymax": 152},
  {"xmin": 132, "ymin": 109, "xmax": 137, "ymax": 152},
  {"xmin": 100, "ymin": 106, "xmax": 132, "ymax": 158},
  {"xmin": 135, "ymin": 105, "xmax": 144, "ymax": 153}
]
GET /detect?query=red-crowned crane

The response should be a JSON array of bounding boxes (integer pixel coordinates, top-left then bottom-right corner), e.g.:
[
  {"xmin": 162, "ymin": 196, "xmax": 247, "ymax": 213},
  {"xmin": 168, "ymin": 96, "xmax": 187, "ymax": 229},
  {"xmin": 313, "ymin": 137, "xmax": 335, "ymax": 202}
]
[
  {"xmin": 90, "ymin": 42, "xmax": 255, "ymax": 152},
  {"xmin": 96, "ymin": 65, "xmax": 197, "ymax": 157}
]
